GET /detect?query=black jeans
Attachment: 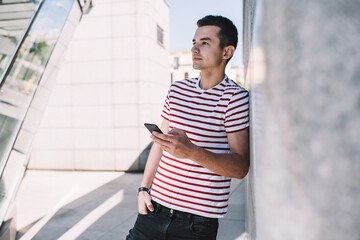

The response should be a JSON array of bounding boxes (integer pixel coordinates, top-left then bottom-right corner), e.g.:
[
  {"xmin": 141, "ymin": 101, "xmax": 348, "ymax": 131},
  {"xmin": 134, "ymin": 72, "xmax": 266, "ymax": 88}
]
[{"xmin": 126, "ymin": 201, "xmax": 219, "ymax": 240}]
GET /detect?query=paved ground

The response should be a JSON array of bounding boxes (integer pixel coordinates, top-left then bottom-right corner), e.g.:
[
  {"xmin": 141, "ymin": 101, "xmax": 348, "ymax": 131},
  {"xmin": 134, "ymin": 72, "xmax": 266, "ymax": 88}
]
[{"xmin": 14, "ymin": 170, "xmax": 247, "ymax": 240}]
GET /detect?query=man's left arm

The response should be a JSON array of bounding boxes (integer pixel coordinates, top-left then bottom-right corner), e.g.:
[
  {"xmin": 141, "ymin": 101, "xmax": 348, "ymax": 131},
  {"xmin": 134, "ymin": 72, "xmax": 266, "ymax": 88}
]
[{"xmin": 151, "ymin": 127, "xmax": 250, "ymax": 179}]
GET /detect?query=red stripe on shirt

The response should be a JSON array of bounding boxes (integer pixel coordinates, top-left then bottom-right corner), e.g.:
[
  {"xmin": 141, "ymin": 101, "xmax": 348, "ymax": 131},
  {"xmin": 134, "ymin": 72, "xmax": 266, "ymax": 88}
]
[
  {"xmin": 154, "ymin": 176, "xmax": 230, "ymax": 196},
  {"xmin": 152, "ymin": 188, "xmax": 228, "ymax": 209}
]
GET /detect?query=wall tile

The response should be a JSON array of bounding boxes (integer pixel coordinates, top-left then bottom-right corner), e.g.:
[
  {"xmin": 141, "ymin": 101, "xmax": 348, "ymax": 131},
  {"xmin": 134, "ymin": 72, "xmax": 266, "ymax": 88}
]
[
  {"xmin": 112, "ymin": 1, "xmax": 136, "ymax": 15},
  {"xmin": 71, "ymin": 39, "xmax": 112, "ymax": 61},
  {"xmin": 39, "ymin": 106, "xmax": 73, "ymax": 128},
  {"xmin": 114, "ymin": 105, "xmax": 138, "ymax": 127},
  {"xmin": 33, "ymin": 129, "xmax": 73, "ymax": 149},
  {"xmin": 112, "ymin": 37, "xmax": 136, "ymax": 60},
  {"xmin": 74, "ymin": 128, "xmax": 114, "ymax": 149},
  {"xmin": 73, "ymin": 17, "xmax": 112, "ymax": 40},
  {"xmin": 115, "ymin": 150, "xmax": 139, "ymax": 171},
  {"xmin": 72, "ymin": 83, "xmax": 113, "ymax": 106},
  {"xmin": 55, "ymin": 63, "xmax": 72, "ymax": 84},
  {"xmin": 112, "ymin": 15, "xmax": 136, "ymax": 37},
  {"xmin": 114, "ymin": 128, "xmax": 139, "ymax": 149},
  {"xmin": 71, "ymin": 61, "xmax": 113, "ymax": 84},
  {"xmin": 74, "ymin": 150, "xmax": 115, "ymax": 170},
  {"xmin": 113, "ymin": 82, "xmax": 137, "ymax": 105},
  {"xmin": 47, "ymin": 85, "xmax": 73, "ymax": 106},
  {"xmin": 28, "ymin": 150, "xmax": 74, "ymax": 170},
  {"xmin": 113, "ymin": 60, "xmax": 137, "ymax": 82},
  {"xmin": 73, "ymin": 106, "xmax": 113, "ymax": 127}
]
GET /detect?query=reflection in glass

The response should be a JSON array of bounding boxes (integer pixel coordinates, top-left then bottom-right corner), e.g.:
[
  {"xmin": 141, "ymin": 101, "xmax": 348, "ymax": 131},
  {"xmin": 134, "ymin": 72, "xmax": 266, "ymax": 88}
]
[
  {"xmin": 0, "ymin": 0, "xmax": 74, "ymax": 173},
  {"xmin": 0, "ymin": 0, "xmax": 41, "ymax": 82}
]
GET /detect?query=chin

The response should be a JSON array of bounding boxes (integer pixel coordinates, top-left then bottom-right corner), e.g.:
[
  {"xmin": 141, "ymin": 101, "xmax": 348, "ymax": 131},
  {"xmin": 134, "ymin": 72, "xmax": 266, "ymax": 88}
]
[{"xmin": 192, "ymin": 64, "xmax": 202, "ymax": 70}]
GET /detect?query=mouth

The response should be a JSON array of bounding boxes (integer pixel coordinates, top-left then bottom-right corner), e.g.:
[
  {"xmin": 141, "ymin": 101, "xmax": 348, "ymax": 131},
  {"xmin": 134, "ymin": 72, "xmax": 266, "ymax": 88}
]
[{"xmin": 192, "ymin": 56, "xmax": 202, "ymax": 61}]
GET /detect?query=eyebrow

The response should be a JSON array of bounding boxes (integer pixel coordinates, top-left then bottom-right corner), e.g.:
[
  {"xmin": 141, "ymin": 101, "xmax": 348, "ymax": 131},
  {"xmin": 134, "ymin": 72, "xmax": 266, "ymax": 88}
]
[{"xmin": 192, "ymin": 37, "xmax": 213, "ymax": 42}]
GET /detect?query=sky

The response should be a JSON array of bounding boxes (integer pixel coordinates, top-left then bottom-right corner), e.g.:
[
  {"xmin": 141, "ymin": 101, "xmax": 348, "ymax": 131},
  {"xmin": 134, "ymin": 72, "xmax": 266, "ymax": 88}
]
[{"xmin": 167, "ymin": 0, "xmax": 243, "ymax": 66}]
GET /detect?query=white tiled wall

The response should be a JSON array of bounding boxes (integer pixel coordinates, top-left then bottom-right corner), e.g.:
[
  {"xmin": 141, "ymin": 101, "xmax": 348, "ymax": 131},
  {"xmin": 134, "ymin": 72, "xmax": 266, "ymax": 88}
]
[
  {"xmin": 112, "ymin": 15, "xmax": 136, "ymax": 37},
  {"xmin": 74, "ymin": 150, "xmax": 115, "ymax": 170},
  {"xmin": 72, "ymin": 83, "xmax": 113, "ymax": 105},
  {"xmin": 113, "ymin": 83, "xmax": 138, "ymax": 105},
  {"xmin": 30, "ymin": 0, "xmax": 170, "ymax": 171},
  {"xmin": 73, "ymin": 106, "xmax": 113, "ymax": 127},
  {"xmin": 29, "ymin": 150, "xmax": 74, "ymax": 169},
  {"xmin": 74, "ymin": 128, "xmax": 114, "ymax": 149},
  {"xmin": 113, "ymin": 37, "xmax": 137, "ymax": 59},
  {"xmin": 113, "ymin": 60, "xmax": 137, "ymax": 82},
  {"xmin": 73, "ymin": 17, "xmax": 112, "ymax": 39},
  {"xmin": 71, "ymin": 61, "xmax": 113, "ymax": 84},
  {"xmin": 40, "ymin": 106, "xmax": 73, "ymax": 128},
  {"xmin": 33, "ymin": 129, "xmax": 73, "ymax": 149},
  {"xmin": 48, "ymin": 85, "xmax": 73, "ymax": 106},
  {"xmin": 115, "ymin": 150, "xmax": 140, "ymax": 171},
  {"xmin": 72, "ymin": 39, "xmax": 113, "ymax": 61},
  {"xmin": 114, "ymin": 105, "xmax": 138, "ymax": 127}
]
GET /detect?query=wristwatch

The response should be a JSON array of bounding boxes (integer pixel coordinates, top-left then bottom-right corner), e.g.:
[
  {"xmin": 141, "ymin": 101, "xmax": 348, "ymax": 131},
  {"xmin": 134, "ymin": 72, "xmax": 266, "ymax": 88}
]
[{"xmin": 137, "ymin": 187, "xmax": 150, "ymax": 195}]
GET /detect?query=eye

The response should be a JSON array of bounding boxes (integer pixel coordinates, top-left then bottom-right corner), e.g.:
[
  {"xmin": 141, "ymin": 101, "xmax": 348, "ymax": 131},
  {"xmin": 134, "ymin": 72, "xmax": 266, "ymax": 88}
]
[{"xmin": 202, "ymin": 42, "xmax": 208, "ymax": 45}]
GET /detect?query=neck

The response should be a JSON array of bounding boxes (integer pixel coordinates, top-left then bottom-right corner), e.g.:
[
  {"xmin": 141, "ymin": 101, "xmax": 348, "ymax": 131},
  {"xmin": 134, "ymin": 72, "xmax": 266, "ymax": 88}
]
[{"xmin": 199, "ymin": 71, "xmax": 225, "ymax": 90}]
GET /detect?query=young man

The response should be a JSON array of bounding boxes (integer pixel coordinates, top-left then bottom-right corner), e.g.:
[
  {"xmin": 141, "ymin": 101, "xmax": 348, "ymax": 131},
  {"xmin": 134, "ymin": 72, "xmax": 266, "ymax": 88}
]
[{"xmin": 126, "ymin": 15, "xmax": 250, "ymax": 240}]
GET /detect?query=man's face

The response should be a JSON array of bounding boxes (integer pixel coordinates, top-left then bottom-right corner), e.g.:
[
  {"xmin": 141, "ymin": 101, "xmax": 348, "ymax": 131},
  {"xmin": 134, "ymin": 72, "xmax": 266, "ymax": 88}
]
[{"xmin": 191, "ymin": 25, "xmax": 224, "ymax": 71}]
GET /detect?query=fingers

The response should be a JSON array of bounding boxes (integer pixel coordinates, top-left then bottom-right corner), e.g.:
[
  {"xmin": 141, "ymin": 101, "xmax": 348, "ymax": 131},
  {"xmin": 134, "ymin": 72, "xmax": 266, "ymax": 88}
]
[
  {"xmin": 146, "ymin": 200, "xmax": 154, "ymax": 212},
  {"xmin": 151, "ymin": 128, "xmax": 193, "ymax": 159},
  {"xmin": 151, "ymin": 133, "xmax": 175, "ymax": 149},
  {"xmin": 152, "ymin": 131, "xmax": 173, "ymax": 142},
  {"xmin": 138, "ymin": 205, "xmax": 148, "ymax": 215},
  {"xmin": 168, "ymin": 128, "xmax": 184, "ymax": 135},
  {"xmin": 139, "ymin": 204, "xmax": 153, "ymax": 214},
  {"xmin": 152, "ymin": 128, "xmax": 185, "ymax": 142},
  {"xmin": 138, "ymin": 197, "xmax": 148, "ymax": 215},
  {"xmin": 138, "ymin": 192, "xmax": 154, "ymax": 215}
]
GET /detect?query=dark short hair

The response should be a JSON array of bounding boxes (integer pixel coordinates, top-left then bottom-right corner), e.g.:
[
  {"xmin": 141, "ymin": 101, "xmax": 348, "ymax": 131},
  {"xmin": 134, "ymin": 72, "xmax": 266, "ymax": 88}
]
[{"xmin": 197, "ymin": 15, "xmax": 238, "ymax": 49}]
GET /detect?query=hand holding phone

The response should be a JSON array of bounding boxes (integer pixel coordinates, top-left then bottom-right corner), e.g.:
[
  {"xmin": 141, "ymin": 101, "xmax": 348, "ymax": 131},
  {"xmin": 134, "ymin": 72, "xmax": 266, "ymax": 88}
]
[{"xmin": 144, "ymin": 123, "xmax": 163, "ymax": 134}]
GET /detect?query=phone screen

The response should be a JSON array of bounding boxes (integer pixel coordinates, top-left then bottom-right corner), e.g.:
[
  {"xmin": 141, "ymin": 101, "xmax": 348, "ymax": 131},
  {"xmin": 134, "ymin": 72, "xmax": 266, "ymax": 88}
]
[{"xmin": 144, "ymin": 123, "xmax": 163, "ymax": 134}]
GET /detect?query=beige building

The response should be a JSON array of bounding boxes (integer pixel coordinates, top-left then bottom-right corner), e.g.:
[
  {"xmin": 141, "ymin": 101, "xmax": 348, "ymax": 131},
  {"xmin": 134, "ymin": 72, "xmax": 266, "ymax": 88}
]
[
  {"xmin": 170, "ymin": 49, "xmax": 244, "ymax": 85},
  {"xmin": 29, "ymin": 0, "xmax": 170, "ymax": 171}
]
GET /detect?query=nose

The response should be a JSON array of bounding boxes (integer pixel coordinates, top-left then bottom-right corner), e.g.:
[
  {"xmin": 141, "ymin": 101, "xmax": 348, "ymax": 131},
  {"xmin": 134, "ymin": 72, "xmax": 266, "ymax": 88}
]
[{"xmin": 191, "ymin": 44, "xmax": 199, "ymax": 54}]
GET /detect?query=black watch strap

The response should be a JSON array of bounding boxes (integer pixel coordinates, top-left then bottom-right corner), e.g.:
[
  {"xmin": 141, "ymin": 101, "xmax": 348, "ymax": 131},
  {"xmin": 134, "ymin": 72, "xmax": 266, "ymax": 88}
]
[{"xmin": 137, "ymin": 187, "xmax": 150, "ymax": 195}]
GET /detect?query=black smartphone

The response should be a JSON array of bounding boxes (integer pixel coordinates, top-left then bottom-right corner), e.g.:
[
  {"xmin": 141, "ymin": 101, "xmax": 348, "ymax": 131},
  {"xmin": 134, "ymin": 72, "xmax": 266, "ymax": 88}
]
[{"xmin": 144, "ymin": 123, "xmax": 163, "ymax": 134}]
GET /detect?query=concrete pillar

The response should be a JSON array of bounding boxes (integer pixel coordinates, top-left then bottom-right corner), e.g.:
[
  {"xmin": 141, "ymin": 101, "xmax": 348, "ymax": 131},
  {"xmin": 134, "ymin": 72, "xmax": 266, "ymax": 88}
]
[{"xmin": 251, "ymin": 1, "xmax": 360, "ymax": 239}]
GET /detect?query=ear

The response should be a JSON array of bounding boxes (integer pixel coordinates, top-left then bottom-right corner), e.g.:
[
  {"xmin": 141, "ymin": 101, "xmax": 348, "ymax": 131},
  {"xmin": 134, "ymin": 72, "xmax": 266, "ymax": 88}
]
[{"xmin": 222, "ymin": 46, "xmax": 235, "ymax": 60}]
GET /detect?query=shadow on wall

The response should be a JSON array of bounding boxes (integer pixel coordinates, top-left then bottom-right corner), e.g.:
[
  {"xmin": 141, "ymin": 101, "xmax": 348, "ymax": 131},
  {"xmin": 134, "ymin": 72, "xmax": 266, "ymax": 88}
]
[{"xmin": 126, "ymin": 142, "xmax": 153, "ymax": 172}]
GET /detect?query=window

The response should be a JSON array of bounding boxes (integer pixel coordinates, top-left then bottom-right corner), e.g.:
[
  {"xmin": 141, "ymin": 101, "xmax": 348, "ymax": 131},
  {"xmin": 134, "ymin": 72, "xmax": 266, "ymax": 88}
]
[
  {"xmin": 157, "ymin": 25, "xmax": 164, "ymax": 46},
  {"xmin": 173, "ymin": 57, "xmax": 179, "ymax": 69}
]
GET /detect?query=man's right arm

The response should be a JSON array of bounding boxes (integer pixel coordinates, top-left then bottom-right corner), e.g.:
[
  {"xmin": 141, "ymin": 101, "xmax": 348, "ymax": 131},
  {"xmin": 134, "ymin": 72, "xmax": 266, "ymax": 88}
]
[{"xmin": 138, "ymin": 119, "xmax": 169, "ymax": 214}]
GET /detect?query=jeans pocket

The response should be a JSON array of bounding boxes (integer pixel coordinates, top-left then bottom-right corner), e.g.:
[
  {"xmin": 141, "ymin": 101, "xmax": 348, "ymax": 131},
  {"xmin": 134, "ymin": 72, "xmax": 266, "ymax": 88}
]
[{"xmin": 190, "ymin": 216, "xmax": 219, "ymax": 239}]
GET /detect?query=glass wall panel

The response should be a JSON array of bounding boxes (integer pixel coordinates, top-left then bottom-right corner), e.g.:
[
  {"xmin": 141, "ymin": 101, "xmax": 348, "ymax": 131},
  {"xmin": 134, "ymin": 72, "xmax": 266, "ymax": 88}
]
[
  {"xmin": 0, "ymin": 0, "xmax": 75, "ymax": 174},
  {"xmin": 0, "ymin": 0, "xmax": 41, "ymax": 83}
]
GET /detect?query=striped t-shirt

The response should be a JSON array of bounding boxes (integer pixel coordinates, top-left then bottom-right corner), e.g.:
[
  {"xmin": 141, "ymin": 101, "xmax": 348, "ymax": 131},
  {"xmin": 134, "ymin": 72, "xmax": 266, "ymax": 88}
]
[{"xmin": 151, "ymin": 75, "xmax": 249, "ymax": 218}]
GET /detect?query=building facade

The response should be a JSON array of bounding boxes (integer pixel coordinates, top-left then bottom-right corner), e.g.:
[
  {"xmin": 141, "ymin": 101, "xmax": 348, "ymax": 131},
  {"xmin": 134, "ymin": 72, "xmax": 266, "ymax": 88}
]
[{"xmin": 29, "ymin": 0, "xmax": 170, "ymax": 171}]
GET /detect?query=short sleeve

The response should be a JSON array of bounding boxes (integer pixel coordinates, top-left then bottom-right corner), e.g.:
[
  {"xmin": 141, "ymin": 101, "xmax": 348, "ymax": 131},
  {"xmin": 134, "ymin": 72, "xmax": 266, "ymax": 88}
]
[
  {"xmin": 161, "ymin": 89, "xmax": 171, "ymax": 120},
  {"xmin": 224, "ymin": 90, "xmax": 249, "ymax": 133}
]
